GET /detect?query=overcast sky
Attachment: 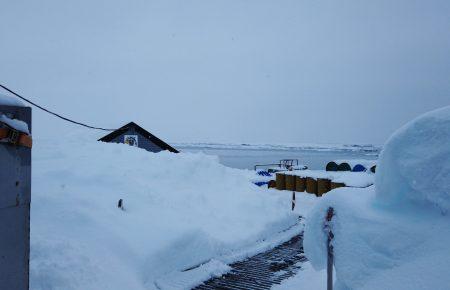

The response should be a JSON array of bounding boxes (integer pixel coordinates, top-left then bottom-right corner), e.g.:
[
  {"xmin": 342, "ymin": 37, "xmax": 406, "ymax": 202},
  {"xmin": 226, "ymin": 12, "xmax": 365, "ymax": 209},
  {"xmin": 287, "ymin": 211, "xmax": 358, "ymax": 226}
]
[{"xmin": 1, "ymin": 0, "xmax": 449, "ymax": 145}]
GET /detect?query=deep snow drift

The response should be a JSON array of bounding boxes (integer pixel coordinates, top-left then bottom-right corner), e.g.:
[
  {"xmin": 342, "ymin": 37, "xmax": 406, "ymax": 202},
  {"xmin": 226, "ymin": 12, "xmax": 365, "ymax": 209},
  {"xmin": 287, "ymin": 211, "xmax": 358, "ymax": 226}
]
[
  {"xmin": 30, "ymin": 138, "xmax": 299, "ymax": 290},
  {"xmin": 376, "ymin": 106, "xmax": 450, "ymax": 213},
  {"xmin": 303, "ymin": 106, "xmax": 450, "ymax": 290}
]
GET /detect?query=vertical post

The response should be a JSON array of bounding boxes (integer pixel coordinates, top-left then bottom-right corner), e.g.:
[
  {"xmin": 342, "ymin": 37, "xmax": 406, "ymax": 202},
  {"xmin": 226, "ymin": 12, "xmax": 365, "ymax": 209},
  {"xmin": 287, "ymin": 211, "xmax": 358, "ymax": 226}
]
[
  {"xmin": 118, "ymin": 199, "xmax": 124, "ymax": 210},
  {"xmin": 291, "ymin": 191, "xmax": 296, "ymax": 211},
  {"xmin": 0, "ymin": 105, "xmax": 31, "ymax": 290},
  {"xmin": 325, "ymin": 207, "xmax": 334, "ymax": 290}
]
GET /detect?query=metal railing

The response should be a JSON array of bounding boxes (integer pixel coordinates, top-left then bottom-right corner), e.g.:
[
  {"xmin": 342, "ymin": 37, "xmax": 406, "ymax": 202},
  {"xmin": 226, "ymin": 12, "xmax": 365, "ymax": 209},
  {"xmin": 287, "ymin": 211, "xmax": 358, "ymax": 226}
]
[{"xmin": 254, "ymin": 159, "xmax": 299, "ymax": 171}]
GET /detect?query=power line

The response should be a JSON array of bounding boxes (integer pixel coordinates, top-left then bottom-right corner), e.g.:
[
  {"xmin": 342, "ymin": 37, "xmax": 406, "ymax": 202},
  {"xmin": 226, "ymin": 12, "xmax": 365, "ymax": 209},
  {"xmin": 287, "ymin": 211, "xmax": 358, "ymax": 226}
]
[{"xmin": 0, "ymin": 84, "xmax": 117, "ymax": 131}]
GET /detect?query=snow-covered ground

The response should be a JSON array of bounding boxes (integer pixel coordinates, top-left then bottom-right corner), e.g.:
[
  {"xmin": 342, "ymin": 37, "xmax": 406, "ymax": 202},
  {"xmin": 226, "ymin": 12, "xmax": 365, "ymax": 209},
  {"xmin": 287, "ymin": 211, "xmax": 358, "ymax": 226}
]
[
  {"xmin": 30, "ymin": 137, "xmax": 304, "ymax": 290},
  {"xmin": 272, "ymin": 262, "xmax": 327, "ymax": 290},
  {"xmin": 29, "ymin": 105, "xmax": 450, "ymax": 290},
  {"xmin": 296, "ymin": 106, "xmax": 450, "ymax": 290}
]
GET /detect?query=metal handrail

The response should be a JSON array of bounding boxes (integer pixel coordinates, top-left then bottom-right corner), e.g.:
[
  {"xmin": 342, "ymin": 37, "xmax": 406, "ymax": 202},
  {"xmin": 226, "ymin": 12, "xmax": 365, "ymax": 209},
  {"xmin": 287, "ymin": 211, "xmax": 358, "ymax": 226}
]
[
  {"xmin": 254, "ymin": 159, "xmax": 300, "ymax": 171},
  {"xmin": 254, "ymin": 163, "xmax": 282, "ymax": 171},
  {"xmin": 280, "ymin": 159, "xmax": 299, "ymax": 166}
]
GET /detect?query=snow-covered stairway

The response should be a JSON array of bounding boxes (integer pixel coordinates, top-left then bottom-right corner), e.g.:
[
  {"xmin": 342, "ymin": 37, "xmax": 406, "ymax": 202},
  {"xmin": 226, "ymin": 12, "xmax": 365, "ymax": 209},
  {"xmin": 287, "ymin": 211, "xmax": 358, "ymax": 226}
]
[{"xmin": 192, "ymin": 234, "xmax": 306, "ymax": 290}]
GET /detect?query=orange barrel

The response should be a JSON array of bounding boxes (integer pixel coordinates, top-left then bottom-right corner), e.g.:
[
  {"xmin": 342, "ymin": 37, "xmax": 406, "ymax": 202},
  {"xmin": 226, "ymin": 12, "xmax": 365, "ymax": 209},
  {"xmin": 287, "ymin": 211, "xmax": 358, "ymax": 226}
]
[
  {"xmin": 276, "ymin": 173, "xmax": 286, "ymax": 190},
  {"xmin": 317, "ymin": 178, "xmax": 331, "ymax": 196},
  {"xmin": 306, "ymin": 177, "xmax": 318, "ymax": 195},
  {"xmin": 285, "ymin": 174, "xmax": 296, "ymax": 191},
  {"xmin": 267, "ymin": 180, "xmax": 277, "ymax": 189},
  {"xmin": 330, "ymin": 182, "xmax": 346, "ymax": 190},
  {"xmin": 295, "ymin": 176, "xmax": 306, "ymax": 192}
]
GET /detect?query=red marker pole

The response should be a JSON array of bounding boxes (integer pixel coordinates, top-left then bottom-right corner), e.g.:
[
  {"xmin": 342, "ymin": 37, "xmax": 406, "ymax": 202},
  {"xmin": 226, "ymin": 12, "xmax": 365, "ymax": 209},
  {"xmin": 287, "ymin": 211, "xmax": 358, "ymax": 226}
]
[
  {"xmin": 291, "ymin": 191, "xmax": 296, "ymax": 211},
  {"xmin": 325, "ymin": 207, "xmax": 335, "ymax": 290}
]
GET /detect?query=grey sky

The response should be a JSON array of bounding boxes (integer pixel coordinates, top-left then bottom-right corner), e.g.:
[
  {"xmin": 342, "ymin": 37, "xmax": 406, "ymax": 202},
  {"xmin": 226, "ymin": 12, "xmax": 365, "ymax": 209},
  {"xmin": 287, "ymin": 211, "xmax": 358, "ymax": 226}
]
[{"xmin": 1, "ymin": 0, "xmax": 449, "ymax": 145}]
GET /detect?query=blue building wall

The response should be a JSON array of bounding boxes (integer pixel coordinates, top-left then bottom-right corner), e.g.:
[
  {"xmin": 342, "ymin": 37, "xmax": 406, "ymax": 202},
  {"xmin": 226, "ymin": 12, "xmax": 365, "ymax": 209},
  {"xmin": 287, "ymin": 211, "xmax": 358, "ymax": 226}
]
[
  {"xmin": 0, "ymin": 105, "xmax": 31, "ymax": 290},
  {"xmin": 109, "ymin": 127, "xmax": 165, "ymax": 153}
]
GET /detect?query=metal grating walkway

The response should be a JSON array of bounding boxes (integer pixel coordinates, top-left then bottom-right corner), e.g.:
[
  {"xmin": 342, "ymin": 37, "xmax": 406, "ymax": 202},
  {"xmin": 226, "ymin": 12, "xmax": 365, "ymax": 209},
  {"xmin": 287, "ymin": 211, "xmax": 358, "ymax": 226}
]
[{"xmin": 192, "ymin": 234, "xmax": 306, "ymax": 290}]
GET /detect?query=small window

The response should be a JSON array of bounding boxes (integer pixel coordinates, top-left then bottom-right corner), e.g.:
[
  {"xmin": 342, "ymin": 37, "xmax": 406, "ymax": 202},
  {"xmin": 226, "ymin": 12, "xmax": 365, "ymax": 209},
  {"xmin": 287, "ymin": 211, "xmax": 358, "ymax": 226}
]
[{"xmin": 124, "ymin": 135, "xmax": 138, "ymax": 147}]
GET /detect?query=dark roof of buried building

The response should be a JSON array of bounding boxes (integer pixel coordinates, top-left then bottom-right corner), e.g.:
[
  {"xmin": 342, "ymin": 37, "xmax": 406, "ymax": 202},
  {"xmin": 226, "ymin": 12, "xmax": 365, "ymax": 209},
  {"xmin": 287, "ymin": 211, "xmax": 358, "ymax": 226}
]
[{"xmin": 98, "ymin": 122, "xmax": 179, "ymax": 153}]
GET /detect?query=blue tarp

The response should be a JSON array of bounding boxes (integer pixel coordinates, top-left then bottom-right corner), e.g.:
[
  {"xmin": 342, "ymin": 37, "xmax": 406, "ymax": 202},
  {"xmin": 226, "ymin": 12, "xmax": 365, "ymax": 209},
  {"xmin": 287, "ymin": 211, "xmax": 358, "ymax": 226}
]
[
  {"xmin": 257, "ymin": 170, "xmax": 272, "ymax": 177},
  {"xmin": 253, "ymin": 181, "xmax": 269, "ymax": 187}
]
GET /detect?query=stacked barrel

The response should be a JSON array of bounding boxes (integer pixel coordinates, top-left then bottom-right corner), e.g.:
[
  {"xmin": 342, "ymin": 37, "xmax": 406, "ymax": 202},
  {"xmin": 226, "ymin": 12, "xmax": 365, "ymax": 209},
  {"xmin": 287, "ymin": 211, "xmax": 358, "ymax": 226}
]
[
  {"xmin": 270, "ymin": 159, "xmax": 376, "ymax": 197},
  {"xmin": 326, "ymin": 160, "xmax": 376, "ymax": 173},
  {"xmin": 275, "ymin": 173, "xmax": 335, "ymax": 196}
]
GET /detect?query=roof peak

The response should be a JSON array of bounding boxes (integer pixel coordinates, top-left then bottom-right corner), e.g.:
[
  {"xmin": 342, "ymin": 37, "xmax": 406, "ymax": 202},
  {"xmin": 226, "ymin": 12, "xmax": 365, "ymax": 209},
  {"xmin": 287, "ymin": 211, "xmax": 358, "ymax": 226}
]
[{"xmin": 98, "ymin": 122, "xmax": 179, "ymax": 153}]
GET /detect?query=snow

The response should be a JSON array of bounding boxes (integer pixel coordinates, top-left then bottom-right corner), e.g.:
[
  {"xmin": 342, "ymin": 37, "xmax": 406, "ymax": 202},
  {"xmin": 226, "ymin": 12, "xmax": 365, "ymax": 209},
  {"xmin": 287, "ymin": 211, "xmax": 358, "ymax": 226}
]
[
  {"xmin": 30, "ymin": 106, "xmax": 450, "ymax": 290},
  {"xmin": 272, "ymin": 262, "xmax": 327, "ymax": 290},
  {"xmin": 154, "ymin": 260, "xmax": 231, "ymax": 290},
  {"xmin": 154, "ymin": 221, "xmax": 305, "ymax": 289},
  {"xmin": 303, "ymin": 106, "xmax": 450, "ymax": 290},
  {"xmin": 30, "ymin": 138, "xmax": 299, "ymax": 290},
  {"xmin": 376, "ymin": 106, "xmax": 450, "ymax": 213},
  {"xmin": 0, "ymin": 114, "xmax": 30, "ymax": 134},
  {"xmin": 304, "ymin": 188, "xmax": 450, "ymax": 290},
  {"xmin": 0, "ymin": 93, "xmax": 25, "ymax": 107},
  {"xmin": 0, "ymin": 93, "xmax": 30, "ymax": 133}
]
